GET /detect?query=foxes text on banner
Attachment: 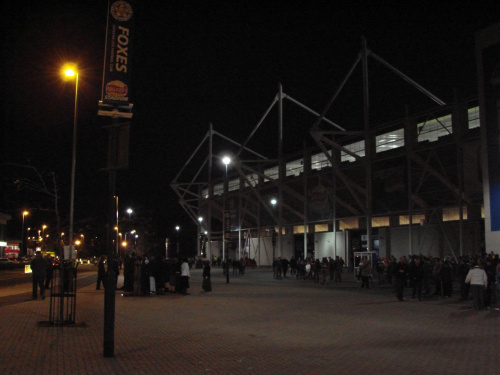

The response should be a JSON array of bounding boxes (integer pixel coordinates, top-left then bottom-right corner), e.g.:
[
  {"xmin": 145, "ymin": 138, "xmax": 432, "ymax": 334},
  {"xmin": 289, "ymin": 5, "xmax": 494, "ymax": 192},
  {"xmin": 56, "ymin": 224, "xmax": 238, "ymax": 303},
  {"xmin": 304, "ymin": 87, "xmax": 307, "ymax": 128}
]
[{"xmin": 102, "ymin": 1, "xmax": 134, "ymax": 106}]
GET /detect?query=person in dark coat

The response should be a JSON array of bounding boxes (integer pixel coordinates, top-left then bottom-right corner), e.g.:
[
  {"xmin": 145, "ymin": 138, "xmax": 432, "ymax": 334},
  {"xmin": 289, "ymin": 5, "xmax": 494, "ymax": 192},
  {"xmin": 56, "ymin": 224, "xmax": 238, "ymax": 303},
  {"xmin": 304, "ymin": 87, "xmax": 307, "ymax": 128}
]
[
  {"xmin": 202, "ymin": 261, "xmax": 212, "ymax": 292},
  {"xmin": 96, "ymin": 255, "xmax": 106, "ymax": 290},
  {"xmin": 394, "ymin": 257, "xmax": 408, "ymax": 301},
  {"xmin": 457, "ymin": 258, "xmax": 470, "ymax": 300},
  {"xmin": 122, "ymin": 253, "xmax": 135, "ymax": 292},
  {"xmin": 439, "ymin": 258, "xmax": 454, "ymax": 298},
  {"xmin": 408, "ymin": 256, "xmax": 425, "ymax": 300},
  {"xmin": 30, "ymin": 251, "xmax": 48, "ymax": 300}
]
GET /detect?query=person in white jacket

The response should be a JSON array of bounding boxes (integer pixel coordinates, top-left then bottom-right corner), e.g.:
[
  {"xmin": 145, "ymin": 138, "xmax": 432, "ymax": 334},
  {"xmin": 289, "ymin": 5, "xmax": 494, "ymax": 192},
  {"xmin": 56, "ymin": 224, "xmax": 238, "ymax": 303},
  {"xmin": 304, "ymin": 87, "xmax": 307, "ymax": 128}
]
[
  {"xmin": 465, "ymin": 264, "xmax": 488, "ymax": 310},
  {"xmin": 180, "ymin": 258, "xmax": 191, "ymax": 295}
]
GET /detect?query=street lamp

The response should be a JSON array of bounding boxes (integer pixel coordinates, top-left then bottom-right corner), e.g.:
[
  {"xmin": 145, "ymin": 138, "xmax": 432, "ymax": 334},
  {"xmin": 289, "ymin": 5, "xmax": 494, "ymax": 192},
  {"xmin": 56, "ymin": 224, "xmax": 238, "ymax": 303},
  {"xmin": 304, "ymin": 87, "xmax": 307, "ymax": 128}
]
[
  {"xmin": 42, "ymin": 225, "xmax": 47, "ymax": 252},
  {"xmin": 63, "ymin": 63, "xmax": 79, "ymax": 260},
  {"xmin": 127, "ymin": 208, "xmax": 133, "ymax": 220},
  {"xmin": 222, "ymin": 156, "xmax": 231, "ymax": 262},
  {"xmin": 270, "ymin": 199, "xmax": 277, "ymax": 262},
  {"xmin": 198, "ymin": 217, "xmax": 203, "ymax": 257},
  {"xmin": 175, "ymin": 226, "xmax": 180, "ymax": 257},
  {"xmin": 21, "ymin": 211, "xmax": 29, "ymax": 258}
]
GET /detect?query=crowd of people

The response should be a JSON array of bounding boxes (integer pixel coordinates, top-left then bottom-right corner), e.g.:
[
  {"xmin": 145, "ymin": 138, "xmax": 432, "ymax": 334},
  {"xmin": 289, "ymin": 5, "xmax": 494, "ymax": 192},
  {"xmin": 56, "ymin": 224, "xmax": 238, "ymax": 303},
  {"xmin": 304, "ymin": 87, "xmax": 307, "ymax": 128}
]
[
  {"xmin": 273, "ymin": 256, "xmax": 345, "ymax": 284},
  {"xmin": 272, "ymin": 252, "xmax": 500, "ymax": 311},
  {"xmin": 95, "ymin": 254, "xmax": 211, "ymax": 296}
]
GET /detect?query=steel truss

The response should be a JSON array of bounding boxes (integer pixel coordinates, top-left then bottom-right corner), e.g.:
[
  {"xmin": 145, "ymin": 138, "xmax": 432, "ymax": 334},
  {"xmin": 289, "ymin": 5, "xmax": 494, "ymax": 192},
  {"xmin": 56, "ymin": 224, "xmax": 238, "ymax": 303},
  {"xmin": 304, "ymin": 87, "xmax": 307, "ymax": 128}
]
[{"xmin": 171, "ymin": 38, "xmax": 482, "ymax": 262}]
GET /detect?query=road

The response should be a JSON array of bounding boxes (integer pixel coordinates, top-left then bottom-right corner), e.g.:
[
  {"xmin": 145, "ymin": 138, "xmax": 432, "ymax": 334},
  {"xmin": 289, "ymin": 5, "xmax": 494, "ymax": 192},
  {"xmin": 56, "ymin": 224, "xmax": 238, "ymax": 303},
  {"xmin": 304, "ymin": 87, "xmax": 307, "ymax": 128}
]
[{"xmin": 0, "ymin": 264, "xmax": 97, "ymax": 307}]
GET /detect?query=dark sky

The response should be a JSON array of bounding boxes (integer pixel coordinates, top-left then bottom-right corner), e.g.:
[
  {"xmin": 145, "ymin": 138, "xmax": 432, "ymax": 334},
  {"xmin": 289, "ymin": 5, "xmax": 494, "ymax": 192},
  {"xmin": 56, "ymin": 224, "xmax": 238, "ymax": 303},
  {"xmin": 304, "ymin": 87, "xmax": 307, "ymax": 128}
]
[{"xmin": 2, "ymin": 0, "xmax": 499, "ymax": 247}]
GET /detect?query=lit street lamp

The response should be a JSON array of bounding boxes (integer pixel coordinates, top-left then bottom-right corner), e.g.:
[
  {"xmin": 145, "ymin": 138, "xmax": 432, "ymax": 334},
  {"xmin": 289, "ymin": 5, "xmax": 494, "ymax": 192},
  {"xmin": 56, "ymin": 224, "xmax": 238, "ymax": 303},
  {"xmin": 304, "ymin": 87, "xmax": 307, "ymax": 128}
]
[
  {"xmin": 42, "ymin": 224, "xmax": 47, "ymax": 252},
  {"xmin": 222, "ymin": 155, "xmax": 231, "ymax": 284},
  {"xmin": 63, "ymin": 63, "xmax": 79, "ymax": 260},
  {"xmin": 21, "ymin": 211, "xmax": 29, "ymax": 258},
  {"xmin": 198, "ymin": 217, "xmax": 203, "ymax": 257},
  {"xmin": 175, "ymin": 226, "xmax": 180, "ymax": 257},
  {"xmin": 222, "ymin": 156, "xmax": 231, "ymax": 262},
  {"xmin": 270, "ymin": 199, "xmax": 277, "ymax": 262},
  {"xmin": 127, "ymin": 208, "xmax": 133, "ymax": 220}
]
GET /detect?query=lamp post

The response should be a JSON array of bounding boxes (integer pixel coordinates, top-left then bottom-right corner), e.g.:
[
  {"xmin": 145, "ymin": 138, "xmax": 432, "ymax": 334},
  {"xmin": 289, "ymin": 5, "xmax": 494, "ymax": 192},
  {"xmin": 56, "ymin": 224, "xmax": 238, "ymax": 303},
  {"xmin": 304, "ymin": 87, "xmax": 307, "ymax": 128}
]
[
  {"xmin": 222, "ymin": 156, "xmax": 231, "ymax": 262},
  {"xmin": 270, "ymin": 199, "xmax": 277, "ymax": 262},
  {"xmin": 175, "ymin": 226, "xmax": 180, "ymax": 258},
  {"xmin": 42, "ymin": 225, "xmax": 47, "ymax": 252},
  {"xmin": 63, "ymin": 63, "xmax": 79, "ymax": 260},
  {"xmin": 127, "ymin": 208, "xmax": 133, "ymax": 220},
  {"xmin": 198, "ymin": 217, "xmax": 203, "ymax": 257},
  {"xmin": 222, "ymin": 156, "xmax": 231, "ymax": 284},
  {"xmin": 21, "ymin": 211, "xmax": 29, "ymax": 258}
]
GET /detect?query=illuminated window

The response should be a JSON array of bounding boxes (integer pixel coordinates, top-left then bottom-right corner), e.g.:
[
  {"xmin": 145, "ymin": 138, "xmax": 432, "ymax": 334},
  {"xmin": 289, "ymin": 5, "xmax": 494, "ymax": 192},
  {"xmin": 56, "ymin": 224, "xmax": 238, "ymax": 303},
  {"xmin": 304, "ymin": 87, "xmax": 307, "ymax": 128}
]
[
  {"xmin": 339, "ymin": 218, "xmax": 359, "ymax": 230},
  {"xmin": 341, "ymin": 141, "xmax": 365, "ymax": 162},
  {"xmin": 399, "ymin": 214, "xmax": 426, "ymax": 225},
  {"xmin": 263, "ymin": 166, "xmax": 279, "ymax": 180},
  {"xmin": 376, "ymin": 128, "xmax": 405, "ymax": 153},
  {"xmin": 294, "ymin": 225, "xmax": 309, "ymax": 234},
  {"xmin": 468, "ymin": 106, "xmax": 480, "ymax": 129},
  {"xmin": 311, "ymin": 151, "xmax": 332, "ymax": 171},
  {"xmin": 315, "ymin": 223, "xmax": 329, "ymax": 232},
  {"xmin": 286, "ymin": 159, "xmax": 303, "ymax": 177},
  {"xmin": 418, "ymin": 114, "xmax": 452, "ymax": 143},
  {"xmin": 372, "ymin": 217, "xmax": 390, "ymax": 227},
  {"xmin": 443, "ymin": 207, "xmax": 468, "ymax": 221}
]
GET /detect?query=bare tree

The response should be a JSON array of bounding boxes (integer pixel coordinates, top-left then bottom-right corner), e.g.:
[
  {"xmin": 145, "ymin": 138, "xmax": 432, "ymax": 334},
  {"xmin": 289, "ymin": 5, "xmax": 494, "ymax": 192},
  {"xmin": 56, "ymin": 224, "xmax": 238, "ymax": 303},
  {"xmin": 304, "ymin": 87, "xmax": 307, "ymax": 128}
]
[{"xmin": 7, "ymin": 162, "xmax": 63, "ymax": 253}]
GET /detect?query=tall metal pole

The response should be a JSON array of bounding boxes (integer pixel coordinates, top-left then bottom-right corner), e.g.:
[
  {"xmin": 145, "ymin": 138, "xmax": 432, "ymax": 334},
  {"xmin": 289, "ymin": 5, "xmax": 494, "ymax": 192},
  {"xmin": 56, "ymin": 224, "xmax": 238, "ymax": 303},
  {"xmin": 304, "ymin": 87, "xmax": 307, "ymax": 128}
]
[
  {"xmin": 21, "ymin": 212, "xmax": 28, "ymax": 257},
  {"xmin": 68, "ymin": 73, "xmax": 79, "ymax": 260},
  {"xmin": 103, "ymin": 121, "xmax": 118, "ymax": 358},
  {"xmin": 361, "ymin": 37, "xmax": 373, "ymax": 253},
  {"xmin": 278, "ymin": 83, "xmax": 284, "ymax": 257},
  {"xmin": 207, "ymin": 124, "xmax": 213, "ymax": 261},
  {"xmin": 223, "ymin": 163, "xmax": 228, "ymax": 262}
]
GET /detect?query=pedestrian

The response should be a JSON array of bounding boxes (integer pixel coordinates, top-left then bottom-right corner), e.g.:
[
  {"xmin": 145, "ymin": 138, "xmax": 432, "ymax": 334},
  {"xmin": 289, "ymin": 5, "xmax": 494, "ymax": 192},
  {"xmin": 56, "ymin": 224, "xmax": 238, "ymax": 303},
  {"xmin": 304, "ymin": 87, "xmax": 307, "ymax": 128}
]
[
  {"xmin": 202, "ymin": 261, "xmax": 212, "ymax": 292},
  {"xmin": 181, "ymin": 258, "xmax": 191, "ymax": 295},
  {"xmin": 440, "ymin": 258, "xmax": 454, "ymax": 298},
  {"xmin": 465, "ymin": 262, "xmax": 488, "ymax": 310},
  {"xmin": 455, "ymin": 257, "xmax": 469, "ymax": 300},
  {"xmin": 30, "ymin": 250, "xmax": 48, "ymax": 300},
  {"xmin": 359, "ymin": 258, "xmax": 371, "ymax": 289},
  {"xmin": 96, "ymin": 255, "xmax": 106, "ymax": 290},
  {"xmin": 281, "ymin": 258, "xmax": 289, "ymax": 278},
  {"xmin": 122, "ymin": 253, "xmax": 134, "ymax": 292},
  {"xmin": 394, "ymin": 257, "xmax": 408, "ymax": 301},
  {"xmin": 408, "ymin": 256, "xmax": 425, "ymax": 300},
  {"xmin": 141, "ymin": 253, "xmax": 152, "ymax": 295},
  {"xmin": 334, "ymin": 256, "xmax": 342, "ymax": 282},
  {"xmin": 321, "ymin": 257, "xmax": 329, "ymax": 285}
]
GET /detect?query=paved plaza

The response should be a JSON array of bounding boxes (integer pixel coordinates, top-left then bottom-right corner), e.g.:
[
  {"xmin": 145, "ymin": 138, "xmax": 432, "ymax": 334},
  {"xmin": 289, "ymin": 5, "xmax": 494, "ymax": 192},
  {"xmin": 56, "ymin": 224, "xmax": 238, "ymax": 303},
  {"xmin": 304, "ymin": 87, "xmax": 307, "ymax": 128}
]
[{"xmin": 0, "ymin": 266, "xmax": 498, "ymax": 374}]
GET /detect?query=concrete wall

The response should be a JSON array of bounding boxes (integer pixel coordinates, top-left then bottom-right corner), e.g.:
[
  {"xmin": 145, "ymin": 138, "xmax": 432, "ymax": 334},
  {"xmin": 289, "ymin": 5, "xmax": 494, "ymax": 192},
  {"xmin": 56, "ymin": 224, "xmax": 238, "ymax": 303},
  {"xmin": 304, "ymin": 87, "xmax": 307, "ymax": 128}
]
[
  {"xmin": 379, "ymin": 221, "xmax": 482, "ymax": 260},
  {"xmin": 313, "ymin": 231, "xmax": 348, "ymax": 261},
  {"xmin": 245, "ymin": 231, "xmax": 294, "ymax": 266}
]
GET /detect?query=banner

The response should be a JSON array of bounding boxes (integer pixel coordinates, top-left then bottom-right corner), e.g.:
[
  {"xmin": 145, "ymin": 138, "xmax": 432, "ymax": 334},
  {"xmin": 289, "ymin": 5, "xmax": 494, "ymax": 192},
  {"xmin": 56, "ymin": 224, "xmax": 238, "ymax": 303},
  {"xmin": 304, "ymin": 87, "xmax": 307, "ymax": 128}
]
[{"xmin": 102, "ymin": 1, "xmax": 135, "ymax": 106}]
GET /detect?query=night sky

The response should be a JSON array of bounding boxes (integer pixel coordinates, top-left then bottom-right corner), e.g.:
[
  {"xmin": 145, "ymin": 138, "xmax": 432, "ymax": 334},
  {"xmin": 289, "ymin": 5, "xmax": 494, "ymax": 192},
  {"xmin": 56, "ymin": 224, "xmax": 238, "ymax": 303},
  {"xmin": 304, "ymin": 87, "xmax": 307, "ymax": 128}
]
[{"xmin": 2, "ymin": 1, "xmax": 499, "ymax": 252}]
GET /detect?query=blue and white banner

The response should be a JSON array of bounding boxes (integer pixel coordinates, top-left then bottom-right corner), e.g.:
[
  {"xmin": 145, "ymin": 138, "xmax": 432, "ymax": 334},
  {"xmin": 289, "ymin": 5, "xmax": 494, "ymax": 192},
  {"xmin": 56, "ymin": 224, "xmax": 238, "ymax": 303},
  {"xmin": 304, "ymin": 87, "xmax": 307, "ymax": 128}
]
[{"xmin": 102, "ymin": 1, "xmax": 135, "ymax": 106}]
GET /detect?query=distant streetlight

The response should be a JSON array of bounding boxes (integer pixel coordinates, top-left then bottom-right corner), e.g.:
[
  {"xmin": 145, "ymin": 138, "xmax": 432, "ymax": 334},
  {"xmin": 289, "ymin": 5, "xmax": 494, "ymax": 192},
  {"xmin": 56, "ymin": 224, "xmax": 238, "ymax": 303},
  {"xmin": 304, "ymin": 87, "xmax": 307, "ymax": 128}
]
[
  {"xmin": 21, "ymin": 211, "xmax": 29, "ymax": 257},
  {"xmin": 42, "ymin": 225, "xmax": 47, "ymax": 252},
  {"xmin": 127, "ymin": 208, "xmax": 133, "ymax": 220},
  {"xmin": 62, "ymin": 63, "xmax": 79, "ymax": 260}
]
